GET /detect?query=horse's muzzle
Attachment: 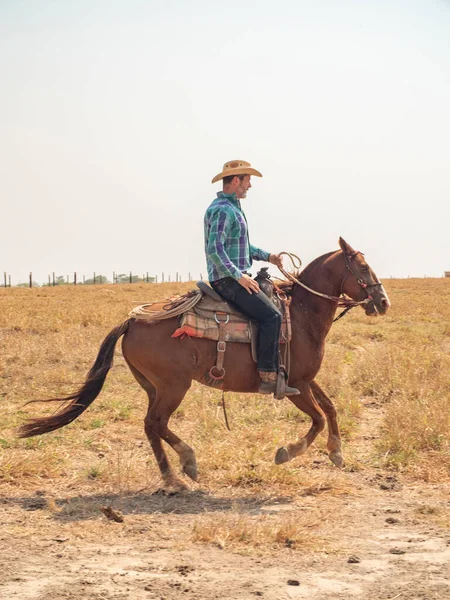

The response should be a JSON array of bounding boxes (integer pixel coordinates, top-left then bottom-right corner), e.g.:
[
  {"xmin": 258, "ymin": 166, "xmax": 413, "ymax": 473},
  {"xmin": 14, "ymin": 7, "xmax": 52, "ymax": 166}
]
[{"xmin": 364, "ymin": 286, "xmax": 391, "ymax": 316}]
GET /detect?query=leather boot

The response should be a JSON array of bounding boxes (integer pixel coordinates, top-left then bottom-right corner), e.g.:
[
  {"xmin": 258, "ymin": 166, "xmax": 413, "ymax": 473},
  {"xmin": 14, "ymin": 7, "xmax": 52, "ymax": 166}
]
[{"xmin": 258, "ymin": 371, "xmax": 300, "ymax": 396}]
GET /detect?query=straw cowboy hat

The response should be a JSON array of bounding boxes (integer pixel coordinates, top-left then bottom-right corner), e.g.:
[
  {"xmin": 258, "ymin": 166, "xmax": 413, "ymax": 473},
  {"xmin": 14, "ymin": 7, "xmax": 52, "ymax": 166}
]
[{"xmin": 211, "ymin": 160, "xmax": 263, "ymax": 184}]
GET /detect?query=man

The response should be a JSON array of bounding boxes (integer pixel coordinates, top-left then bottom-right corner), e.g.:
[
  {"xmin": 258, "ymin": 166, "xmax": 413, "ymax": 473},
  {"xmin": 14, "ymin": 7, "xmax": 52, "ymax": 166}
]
[{"xmin": 204, "ymin": 160, "xmax": 300, "ymax": 396}]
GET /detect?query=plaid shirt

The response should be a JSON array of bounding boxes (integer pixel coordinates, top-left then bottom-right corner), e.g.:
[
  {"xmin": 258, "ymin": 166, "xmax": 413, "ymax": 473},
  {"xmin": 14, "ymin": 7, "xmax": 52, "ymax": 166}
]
[{"xmin": 204, "ymin": 192, "xmax": 270, "ymax": 282}]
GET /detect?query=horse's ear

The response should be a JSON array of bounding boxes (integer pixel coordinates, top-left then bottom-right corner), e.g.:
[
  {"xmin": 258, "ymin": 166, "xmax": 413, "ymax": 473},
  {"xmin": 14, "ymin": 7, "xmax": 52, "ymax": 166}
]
[{"xmin": 339, "ymin": 237, "xmax": 356, "ymax": 254}]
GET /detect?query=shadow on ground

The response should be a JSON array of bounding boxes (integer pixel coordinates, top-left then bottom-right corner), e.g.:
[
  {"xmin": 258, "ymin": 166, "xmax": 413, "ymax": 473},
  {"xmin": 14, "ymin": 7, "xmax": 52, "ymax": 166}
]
[{"xmin": 0, "ymin": 489, "xmax": 295, "ymax": 522}]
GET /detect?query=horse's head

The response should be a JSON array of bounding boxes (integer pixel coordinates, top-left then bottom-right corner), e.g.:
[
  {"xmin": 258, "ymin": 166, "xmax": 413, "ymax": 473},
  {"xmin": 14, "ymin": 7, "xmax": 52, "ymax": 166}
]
[{"xmin": 338, "ymin": 237, "xmax": 390, "ymax": 316}]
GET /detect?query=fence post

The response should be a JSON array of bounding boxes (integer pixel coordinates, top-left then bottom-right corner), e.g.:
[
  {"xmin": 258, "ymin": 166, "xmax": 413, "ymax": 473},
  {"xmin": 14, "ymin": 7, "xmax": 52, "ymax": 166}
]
[
  {"xmin": 29, "ymin": 272, "xmax": 32, "ymax": 288},
  {"xmin": 113, "ymin": 271, "xmax": 116, "ymax": 284},
  {"xmin": 146, "ymin": 272, "xmax": 149, "ymax": 283},
  {"xmin": 3, "ymin": 272, "xmax": 6, "ymax": 288},
  {"xmin": 188, "ymin": 272, "xmax": 191, "ymax": 281},
  {"xmin": 162, "ymin": 273, "xmax": 164, "ymax": 283},
  {"xmin": 8, "ymin": 275, "xmax": 11, "ymax": 287},
  {"xmin": 52, "ymin": 272, "xmax": 55, "ymax": 286},
  {"xmin": 48, "ymin": 274, "xmax": 51, "ymax": 286},
  {"xmin": 200, "ymin": 273, "xmax": 203, "ymax": 281},
  {"xmin": 129, "ymin": 271, "xmax": 132, "ymax": 284},
  {"xmin": 83, "ymin": 275, "xmax": 86, "ymax": 284},
  {"xmin": 74, "ymin": 272, "xmax": 77, "ymax": 285}
]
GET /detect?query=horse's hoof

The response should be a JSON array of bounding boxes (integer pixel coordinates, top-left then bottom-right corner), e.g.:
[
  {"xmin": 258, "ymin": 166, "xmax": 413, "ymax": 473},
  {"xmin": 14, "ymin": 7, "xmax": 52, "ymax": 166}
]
[
  {"xmin": 329, "ymin": 450, "xmax": 344, "ymax": 468},
  {"xmin": 275, "ymin": 447, "xmax": 290, "ymax": 465},
  {"xmin": 165, "ymin": 478, "xmax": 192, "ymax": 493},
  {"xmin": 183, "ymin": 461, "xmax": 198, "ymax": 482}
]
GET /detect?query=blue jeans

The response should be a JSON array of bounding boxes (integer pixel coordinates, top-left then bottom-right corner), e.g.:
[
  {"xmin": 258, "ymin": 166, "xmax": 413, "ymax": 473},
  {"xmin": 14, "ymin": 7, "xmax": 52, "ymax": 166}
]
[{"xmin": 210, "ymin": 277, "xmax": 282, "ymax": 372}]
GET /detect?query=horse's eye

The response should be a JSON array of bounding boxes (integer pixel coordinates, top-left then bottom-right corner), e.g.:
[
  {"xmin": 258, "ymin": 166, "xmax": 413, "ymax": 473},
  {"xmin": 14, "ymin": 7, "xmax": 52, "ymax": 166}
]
[{"xmin": 361, "ymin": 265, "xmax": 368, "ymax": 272}]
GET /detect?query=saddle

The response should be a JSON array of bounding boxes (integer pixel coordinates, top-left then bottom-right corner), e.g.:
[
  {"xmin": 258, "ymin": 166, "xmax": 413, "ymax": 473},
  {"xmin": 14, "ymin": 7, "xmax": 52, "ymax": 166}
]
[{"xmin": 172, "ymin": 279, "xmax": 292, "ymax": 385}]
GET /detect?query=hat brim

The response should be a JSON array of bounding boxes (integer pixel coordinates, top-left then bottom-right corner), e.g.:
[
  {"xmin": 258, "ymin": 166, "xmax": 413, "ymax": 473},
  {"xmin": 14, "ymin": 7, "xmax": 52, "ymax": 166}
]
[{"xmin": 211, "ymin": 167, "xmax": 263, "ymax": 184}]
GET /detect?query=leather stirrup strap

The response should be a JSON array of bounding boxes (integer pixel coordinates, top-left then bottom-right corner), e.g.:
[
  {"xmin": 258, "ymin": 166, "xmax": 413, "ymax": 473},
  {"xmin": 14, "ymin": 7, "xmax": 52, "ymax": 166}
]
[
  {"xmin": 208, "ymin": 311, "xmax": 228, "ymax": 381},
  {"xmin": 275, "ymin": 298, "xmax": 291, "ymax": 399}
]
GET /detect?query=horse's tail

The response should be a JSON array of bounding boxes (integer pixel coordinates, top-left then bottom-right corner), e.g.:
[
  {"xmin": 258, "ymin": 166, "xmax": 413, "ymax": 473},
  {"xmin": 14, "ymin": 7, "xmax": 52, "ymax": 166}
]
[{"xmin": 18, "ymin": 319, "xmax": 132, "ymax": 438}]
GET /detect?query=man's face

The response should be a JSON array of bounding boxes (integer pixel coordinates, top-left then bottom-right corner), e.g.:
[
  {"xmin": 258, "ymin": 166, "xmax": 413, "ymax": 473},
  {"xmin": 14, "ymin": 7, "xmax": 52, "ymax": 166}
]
[{"xmin": 236, "ymin": 175, "xmax": 252, "ymax": 199}]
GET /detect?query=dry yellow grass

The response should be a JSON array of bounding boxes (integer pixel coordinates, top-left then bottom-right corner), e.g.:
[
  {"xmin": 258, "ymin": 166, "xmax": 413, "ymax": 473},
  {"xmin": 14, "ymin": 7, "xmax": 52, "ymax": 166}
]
[
  {"xmin": 191, "ymin": 510, "xmax": 329, "ymax": 552},
  {"xmin": 0, "ymin": 277, "xmax": 449, "ymax": 512}
]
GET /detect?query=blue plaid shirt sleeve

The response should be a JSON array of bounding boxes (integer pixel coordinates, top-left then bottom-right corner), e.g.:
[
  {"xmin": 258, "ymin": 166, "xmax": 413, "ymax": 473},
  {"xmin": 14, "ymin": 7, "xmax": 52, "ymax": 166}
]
[
  {"xmin": 205, "ymin": 208, "xmax": 243, "ymax": 280},
  {"xmin": 249, "ymin": 243, "xmax": 271, "ymax": 262}
]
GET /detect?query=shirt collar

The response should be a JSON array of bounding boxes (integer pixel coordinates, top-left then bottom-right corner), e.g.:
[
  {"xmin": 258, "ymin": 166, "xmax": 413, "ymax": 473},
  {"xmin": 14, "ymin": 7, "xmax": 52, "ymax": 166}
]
[{"xmin": 217, "ymin": 191, "xmax": 241, "ymax": 208}]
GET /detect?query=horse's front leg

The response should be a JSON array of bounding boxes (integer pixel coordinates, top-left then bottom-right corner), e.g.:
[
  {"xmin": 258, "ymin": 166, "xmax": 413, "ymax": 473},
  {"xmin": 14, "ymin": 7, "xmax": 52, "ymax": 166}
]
[
  {"xmin": 274, "ymin": 381, "xmax": 326, "ymax": 465},
  {"xmin": 310, "ymin": 380, "xmax": 344, "ymax": 468}
]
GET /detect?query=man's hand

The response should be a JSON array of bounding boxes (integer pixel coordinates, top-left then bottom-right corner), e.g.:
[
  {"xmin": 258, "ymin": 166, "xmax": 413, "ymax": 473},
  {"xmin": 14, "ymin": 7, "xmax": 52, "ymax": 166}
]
[
  {"xmin": 269, "ymin": 253, "xmax": 284, "ymax": 269},
  {"xmin": 238, "ymin": 273, "xmax": 260, "ymax": 294}
]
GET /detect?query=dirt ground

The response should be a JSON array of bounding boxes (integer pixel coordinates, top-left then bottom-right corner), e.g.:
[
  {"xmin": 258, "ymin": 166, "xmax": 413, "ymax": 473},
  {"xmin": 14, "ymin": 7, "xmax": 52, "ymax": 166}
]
[{"xmin": 1, "ymin": 399, "xmax": 449, "ymax": 600}]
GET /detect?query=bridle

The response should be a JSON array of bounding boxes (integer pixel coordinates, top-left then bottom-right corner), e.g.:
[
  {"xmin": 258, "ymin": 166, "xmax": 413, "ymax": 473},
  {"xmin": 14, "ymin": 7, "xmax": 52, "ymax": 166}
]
[
  {"xmin": 342, "ymin": 251, "xmax": 384, "ymax": 300},
  {"xmin": 277, "ymin": 251, "xmax": 383, "ymax": 322}
]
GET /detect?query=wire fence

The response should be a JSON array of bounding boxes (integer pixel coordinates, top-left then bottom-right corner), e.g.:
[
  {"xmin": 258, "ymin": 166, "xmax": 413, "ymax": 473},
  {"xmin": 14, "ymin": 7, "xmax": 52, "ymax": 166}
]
[
  {"xmin": 2, "ymin": 270, "xmax": 450, "ymax": 288},
  {"xmin": 2, "ymin": 271, "xmax": 204, "ymax": 288}
]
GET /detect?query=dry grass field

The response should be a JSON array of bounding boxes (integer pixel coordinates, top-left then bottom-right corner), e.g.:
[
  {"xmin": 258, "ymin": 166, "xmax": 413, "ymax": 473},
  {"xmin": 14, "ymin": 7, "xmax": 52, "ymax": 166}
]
[{"xmin": 1, "ymin": 278, "xmax": 449, "ymax": 599}]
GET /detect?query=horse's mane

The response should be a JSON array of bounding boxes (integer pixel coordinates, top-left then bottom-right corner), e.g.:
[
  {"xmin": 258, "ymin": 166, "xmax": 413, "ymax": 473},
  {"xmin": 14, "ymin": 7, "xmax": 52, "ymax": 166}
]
[{"xmin": 274, "ymin": 250, "xmax": 338, "ymax": 296}]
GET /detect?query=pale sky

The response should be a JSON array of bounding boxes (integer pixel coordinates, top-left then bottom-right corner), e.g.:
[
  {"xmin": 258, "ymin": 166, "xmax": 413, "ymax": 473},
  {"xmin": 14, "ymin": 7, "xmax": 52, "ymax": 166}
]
[{"xmin": 1, "ymin": 0, "xmax": 449, "ymax": 284}]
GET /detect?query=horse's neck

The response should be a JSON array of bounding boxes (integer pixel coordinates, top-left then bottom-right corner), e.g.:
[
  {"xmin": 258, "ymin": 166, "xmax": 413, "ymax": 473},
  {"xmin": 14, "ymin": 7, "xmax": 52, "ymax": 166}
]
[{"xmin": 290, "ymin": 252, "xmax": 342, "ymax": 340}]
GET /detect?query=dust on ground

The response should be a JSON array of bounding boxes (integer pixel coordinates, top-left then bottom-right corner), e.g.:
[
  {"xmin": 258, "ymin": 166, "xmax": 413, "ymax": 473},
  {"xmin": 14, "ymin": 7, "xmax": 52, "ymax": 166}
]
[{"xmin": 1, "ymin": 399, "xmax": 449, "ymax": 600}]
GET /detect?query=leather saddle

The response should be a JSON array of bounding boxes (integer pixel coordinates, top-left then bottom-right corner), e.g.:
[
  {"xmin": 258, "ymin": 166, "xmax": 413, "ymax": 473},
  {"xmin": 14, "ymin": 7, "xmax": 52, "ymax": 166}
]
[
  {"xmin": 193, "ymin": 281, "xmax": 291, "ymax": 338},
  {"xmin": 194, "ymin": 281, "xmax": 253, "ymax": 341},
  {"xmin": 196, "ymin": 281, "xmax": 224, "ymax": 303},
  {"xmin": 172, "ymin": 282, "xmax": 255, "ymax": 346},
  {"xmin": 172, "ymin": 282, "xmax": 291, "ymax": 387}
]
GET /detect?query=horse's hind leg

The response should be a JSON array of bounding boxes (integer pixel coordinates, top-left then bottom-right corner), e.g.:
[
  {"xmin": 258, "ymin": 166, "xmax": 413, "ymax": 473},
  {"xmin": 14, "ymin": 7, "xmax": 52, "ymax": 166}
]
[
  {"xmin": 145, "ymin": 379, "xmax": 197, "ymax": 491},
  {"xmin": 310, "ymin": 380, "xmax": 344, "ymax": 468},
  {"xmin": 125, "ymin": 360, "xmax": 196, "ymax": 491},
  {"xmin": 275, "ymin": 381, "xmax": 326, "ymax": 465}
]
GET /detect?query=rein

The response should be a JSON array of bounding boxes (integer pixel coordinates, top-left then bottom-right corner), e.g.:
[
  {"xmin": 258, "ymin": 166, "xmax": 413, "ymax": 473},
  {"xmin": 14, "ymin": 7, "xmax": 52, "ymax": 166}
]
[{"xmin": 277, "ymin": 252, "xmax": 382, "ymax": 320}]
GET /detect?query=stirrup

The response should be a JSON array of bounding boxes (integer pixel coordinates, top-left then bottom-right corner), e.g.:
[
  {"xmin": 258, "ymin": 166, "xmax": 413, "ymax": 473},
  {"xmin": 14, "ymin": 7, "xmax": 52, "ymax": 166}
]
[
  {"xmin": 275, "ymin": 367, "xmax": 300, "ymax": 399},
  {"xmin": 276, "ymin": 383, "xmax": 300, "ymax": 398}
]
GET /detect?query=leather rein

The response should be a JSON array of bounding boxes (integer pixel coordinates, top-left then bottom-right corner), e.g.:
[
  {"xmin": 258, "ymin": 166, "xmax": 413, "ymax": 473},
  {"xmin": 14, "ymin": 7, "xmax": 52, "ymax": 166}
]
[{"xmin": 277, "ymin": 251, "xmax": 384, "ymax": 322}]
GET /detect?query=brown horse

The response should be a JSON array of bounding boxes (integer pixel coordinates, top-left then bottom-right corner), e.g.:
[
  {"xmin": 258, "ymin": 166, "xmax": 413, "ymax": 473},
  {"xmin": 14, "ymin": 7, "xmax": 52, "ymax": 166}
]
[{"xmin": 19, "ymin": 238, "xmax": 390, "ymax": 491}]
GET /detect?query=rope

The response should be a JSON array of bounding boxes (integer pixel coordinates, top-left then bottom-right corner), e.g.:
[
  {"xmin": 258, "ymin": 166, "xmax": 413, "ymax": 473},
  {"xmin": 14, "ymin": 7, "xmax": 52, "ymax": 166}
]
[
  {"xmin": 220, "ymin": 391, "xmax": 231, "ymax": 431},
  {"xmin": 129, "ymin": 290, "xmax": 202, "ymax": 321}
]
